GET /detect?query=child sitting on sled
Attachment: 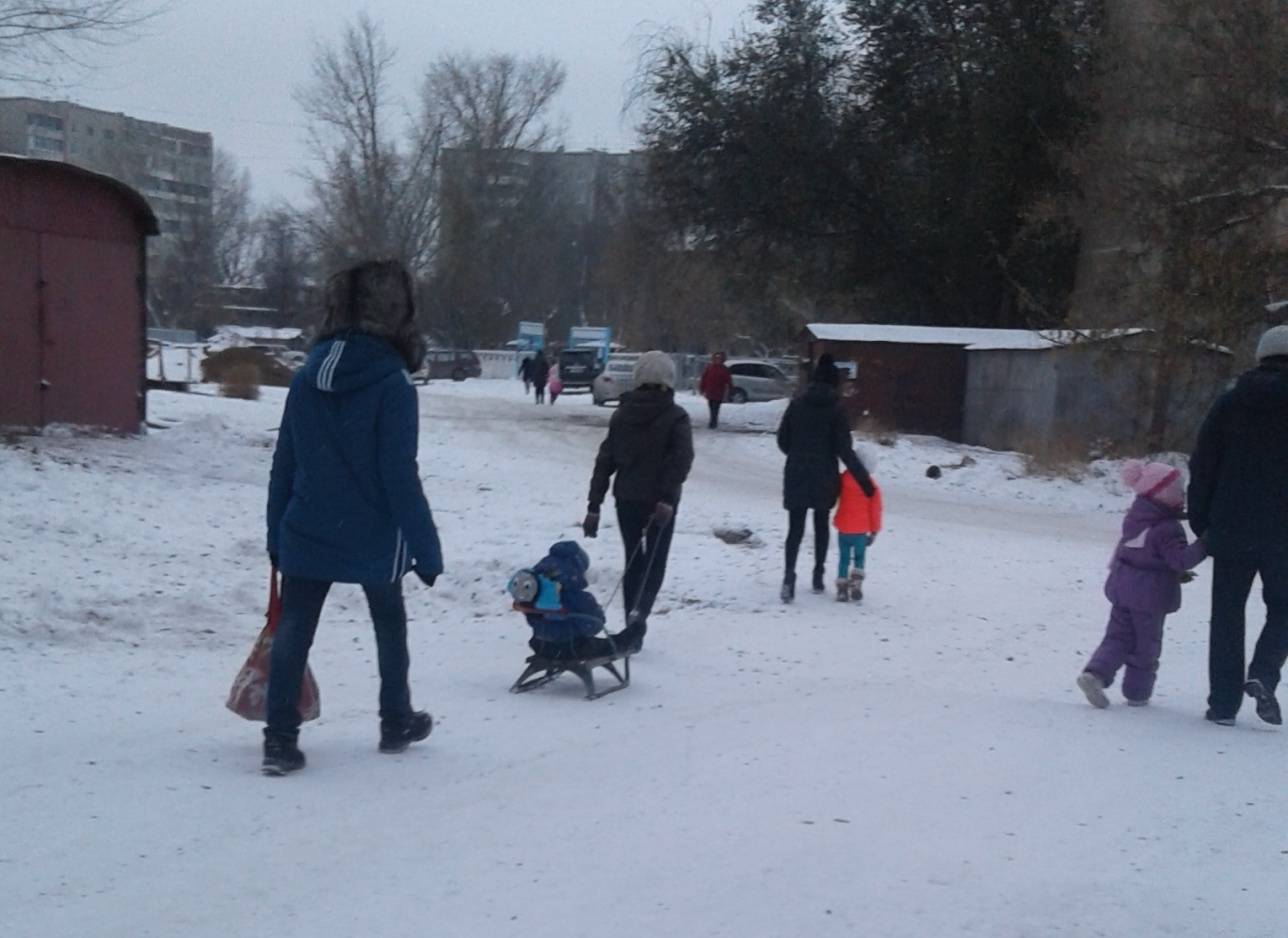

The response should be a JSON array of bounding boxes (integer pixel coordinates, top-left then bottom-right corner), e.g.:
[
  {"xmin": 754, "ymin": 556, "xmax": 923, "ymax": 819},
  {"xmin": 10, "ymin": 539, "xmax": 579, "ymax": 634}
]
[{"xmin": 508, "ymin": 541, "xmax": 618, "ymax": 660}]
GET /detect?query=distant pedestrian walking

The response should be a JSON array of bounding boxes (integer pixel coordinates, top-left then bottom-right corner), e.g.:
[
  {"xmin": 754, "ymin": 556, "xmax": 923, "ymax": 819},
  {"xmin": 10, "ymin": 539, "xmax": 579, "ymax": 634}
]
[
  {"xmin": 1189, "ymin": 325, "xmax": 1288, "ymax": 726},
  {"xmin": 776, "ymin": 353, "xmax": 874, "ymax": 602},
  {"xmin": 548, "ymin": 365, "xmax": 562, "ymax": 404},
  {"xmin": 532, "ymin": 350, "xmax": 550, "ymax": 404},
  {"xmin": 518, "ymin": 355, "xmax": 534, "ymax": 394},
  {"xmin": 1077, "ymin": 461, "xmax": 1206, "ymax": 710},
  {"xmin": 833, "ymin": 445, "xmax": 882, "ymax": 602},
  {"xmin": 699, "ymin": 351, "xmax": 733, "ymax": 429}
]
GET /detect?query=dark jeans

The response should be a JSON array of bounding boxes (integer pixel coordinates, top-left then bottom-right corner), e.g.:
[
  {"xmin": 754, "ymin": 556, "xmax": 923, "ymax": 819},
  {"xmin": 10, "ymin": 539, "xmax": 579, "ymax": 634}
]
[
  {"xmin": 785, "ymin": 507, "xmax": 830, "ymax": 579},
  {"xmin": 616, "ymin": 499, "xmax": 676, "ymax": 627},
  {"xmin": 1209, "ymin": 550, "xmax": 1288, "ymax": 716},
  {"xmin": 266, "ymin": 576, "xmax": 413, "ymax": 736},
  {"xmin": 707, "ymin": 400, "xmax": 722, "ymax": 429},
  {"xmin": 534, "ymin": 384, "xmax": 546, "ymax": 404}
]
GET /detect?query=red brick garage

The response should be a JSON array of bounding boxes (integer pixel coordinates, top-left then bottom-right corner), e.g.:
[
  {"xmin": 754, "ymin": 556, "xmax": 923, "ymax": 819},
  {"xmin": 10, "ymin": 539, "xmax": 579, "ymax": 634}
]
[{"xmin": 0, "ymin": 155, "xmax": 158, "ymax": 433}]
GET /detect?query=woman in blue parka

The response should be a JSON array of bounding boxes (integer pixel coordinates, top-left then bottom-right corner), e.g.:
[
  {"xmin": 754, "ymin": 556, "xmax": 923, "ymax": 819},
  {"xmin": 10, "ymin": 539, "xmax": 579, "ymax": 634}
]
[{"xmin": 262, "ymin": 260, "xmax": 443, "ymax": 775}]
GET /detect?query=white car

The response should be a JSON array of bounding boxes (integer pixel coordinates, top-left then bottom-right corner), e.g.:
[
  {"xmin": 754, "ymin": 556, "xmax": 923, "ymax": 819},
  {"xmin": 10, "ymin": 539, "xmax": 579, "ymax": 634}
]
[
  {"xmin": 592, "ymin": 356, "xmax": 640, "ymax": 405},
  {"xmin": 726, "ymin": 359, "xmax": 794, "ymax": 403}
]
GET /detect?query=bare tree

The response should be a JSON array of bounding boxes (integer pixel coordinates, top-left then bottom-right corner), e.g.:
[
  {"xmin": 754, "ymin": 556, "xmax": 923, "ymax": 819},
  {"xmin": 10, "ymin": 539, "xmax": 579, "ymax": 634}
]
[
  {"xmin": 0, "ymin": 1, "xmax": 158, "ymax": 82},
  {"xmin": 1073, "ymin": 0, "xmax": 1287, "ymax": 448},
  {"xmin": 423, "ymin": 52, "xmax": 565, "ymax": 151},
  {"xmin": 297, "ymin": 13, "xmax": 442, "ymax": 278},
  {"xmin": 254, "ymin": 206, "xmax": 312, "ymax": 327},
  {"xmin": 424, "ymin": 52, "xmax": 569, "ymax": 345},
  {"xmin": 211, "ymin": 149, "xmax": 255, "ymax": 286}
]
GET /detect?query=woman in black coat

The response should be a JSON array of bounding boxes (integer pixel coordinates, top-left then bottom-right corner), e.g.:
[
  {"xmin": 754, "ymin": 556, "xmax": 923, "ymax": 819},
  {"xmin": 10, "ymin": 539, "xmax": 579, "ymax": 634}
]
[{"xmin": 776, "ymin": 354, "xmax": 874, "ymax": 603}]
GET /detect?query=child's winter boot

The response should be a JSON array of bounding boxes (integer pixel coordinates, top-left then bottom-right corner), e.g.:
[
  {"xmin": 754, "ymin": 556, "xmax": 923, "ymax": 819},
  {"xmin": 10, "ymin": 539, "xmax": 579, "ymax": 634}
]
[
  {"xmin": 835, "ymin": 578, "xmax": 849, "ymax": 602},
  {"xmin": 1077, "ymin": 671, "xmax": 1110, "ymax": 709},
  {"xmin": 849, "ymin": 568, "xmax": 865, "ymax": 602}
]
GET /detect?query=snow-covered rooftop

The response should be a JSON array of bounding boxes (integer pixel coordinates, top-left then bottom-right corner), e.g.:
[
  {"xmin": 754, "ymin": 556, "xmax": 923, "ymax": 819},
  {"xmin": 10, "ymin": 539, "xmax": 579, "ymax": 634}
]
[
  {"xmin": 213, "ymin": 325, "xmax": 302, "ymax": 341},
  {"xmin": 805, "ymin": 323, "xmax": 1147, "ymax": 352}
]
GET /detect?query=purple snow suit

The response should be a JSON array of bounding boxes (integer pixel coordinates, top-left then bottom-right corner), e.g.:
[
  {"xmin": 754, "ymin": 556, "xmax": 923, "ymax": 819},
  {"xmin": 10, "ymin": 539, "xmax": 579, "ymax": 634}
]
[{"xmin": 1085, "ymin": 496, "xmax": 1207, "ymax": 702}]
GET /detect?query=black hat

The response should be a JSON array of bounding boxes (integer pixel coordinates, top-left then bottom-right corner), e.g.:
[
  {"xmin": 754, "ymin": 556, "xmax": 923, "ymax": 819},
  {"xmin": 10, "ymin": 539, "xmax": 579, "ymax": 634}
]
[{"xmin": 813, "ymin": 353, "xmax": 839, "ymax": 387}]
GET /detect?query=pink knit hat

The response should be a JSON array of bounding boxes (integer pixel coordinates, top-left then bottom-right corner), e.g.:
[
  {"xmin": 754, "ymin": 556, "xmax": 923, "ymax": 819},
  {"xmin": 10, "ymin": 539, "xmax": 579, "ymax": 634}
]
[{"xmin": 1122, "ymin": 460, "xmax": 1184, "ymax": 508}]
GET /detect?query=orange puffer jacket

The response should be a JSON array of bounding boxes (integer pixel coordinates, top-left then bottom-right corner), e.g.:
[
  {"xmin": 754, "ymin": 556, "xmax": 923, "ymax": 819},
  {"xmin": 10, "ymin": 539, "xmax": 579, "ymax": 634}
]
[{"xmin": 833, "ymin": 471, "xmax": 882, "ymax": 535}]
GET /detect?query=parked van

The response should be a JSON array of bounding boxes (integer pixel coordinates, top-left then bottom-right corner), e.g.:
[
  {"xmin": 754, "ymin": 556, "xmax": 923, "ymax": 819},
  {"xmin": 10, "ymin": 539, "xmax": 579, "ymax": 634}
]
[{"xmin": 416, "ymin": 349, "xmax": 482, "ymax": 383}]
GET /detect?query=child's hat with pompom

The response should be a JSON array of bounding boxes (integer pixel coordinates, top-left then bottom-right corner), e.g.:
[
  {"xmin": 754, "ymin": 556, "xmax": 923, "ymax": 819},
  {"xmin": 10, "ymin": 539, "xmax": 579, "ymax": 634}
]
[{"xmin": 1122, "ymin": 459, "xmax": 1184, "ymax": 508}]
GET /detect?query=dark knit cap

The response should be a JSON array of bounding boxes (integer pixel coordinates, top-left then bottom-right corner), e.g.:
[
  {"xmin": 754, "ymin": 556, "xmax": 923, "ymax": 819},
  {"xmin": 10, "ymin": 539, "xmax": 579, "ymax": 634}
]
[{"xmin": 813, "ymin": 353, "xmax": 840, "ymax": 387}]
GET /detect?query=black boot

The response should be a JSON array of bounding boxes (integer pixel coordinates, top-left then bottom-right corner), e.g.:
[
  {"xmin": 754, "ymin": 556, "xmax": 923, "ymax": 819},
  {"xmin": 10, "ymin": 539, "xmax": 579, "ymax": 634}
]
[
  {"xmin": 1244, "ymin": 680, "xmax": 1282, "ymax": 725},
  {"xmin": 811, "ymin": 567, "xmax": 825, "ymax": 594},
  {"xmin": 781, "ymin": 574, "xmax": 796, "ymax": 604},
  {"xmin": 262, "ymin": 731, "xmax": 306, "ymax": 776},
  {"xmin": 615, "ymin": 621, "xmax": 646, "ymax": 654},
  {"xmin": 380, "ymin": 711, "xmax": 433, "ymax": 754}
]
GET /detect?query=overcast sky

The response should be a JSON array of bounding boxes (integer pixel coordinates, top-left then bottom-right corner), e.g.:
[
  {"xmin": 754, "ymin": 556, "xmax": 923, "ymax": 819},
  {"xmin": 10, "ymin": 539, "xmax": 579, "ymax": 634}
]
[{"xmin": 30, "ymin": 0, "xmax": 750, "ymax": 205}]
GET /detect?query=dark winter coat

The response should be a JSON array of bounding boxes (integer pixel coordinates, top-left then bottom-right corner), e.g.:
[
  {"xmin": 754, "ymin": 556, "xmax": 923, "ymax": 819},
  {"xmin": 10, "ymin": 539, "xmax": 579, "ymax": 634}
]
[
  {"xmin": 267, "ymin": 333, "xmax": 443, "ymax": 585},
  {"xmin": 532, "ymin": 354, "xmax": 551, "ymax": 388},
  {"xmin": 1105, "ymin": 496, "xmax": 1206, "ymax": 616},
  {"xmin": 588, "ymin": 387, "xmax": 694, "ymax": 511},
  {"xmin": 518, "ymin": 357, "xmax": 533, "ymax": 381},
  {"xmin": 777, "ymin": 383, "xmax": 874, "ymax": 511},
  {"xmin": 1188, "ymin": 362, "xmax": 1288, "ymax": 557}
]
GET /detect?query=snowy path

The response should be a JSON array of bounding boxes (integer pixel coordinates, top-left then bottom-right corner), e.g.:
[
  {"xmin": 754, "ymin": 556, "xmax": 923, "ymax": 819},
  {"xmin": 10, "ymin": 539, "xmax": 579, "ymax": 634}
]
[{"xmin": 2, "ymin": 383, "xmax": 1282, "ymax": 937}]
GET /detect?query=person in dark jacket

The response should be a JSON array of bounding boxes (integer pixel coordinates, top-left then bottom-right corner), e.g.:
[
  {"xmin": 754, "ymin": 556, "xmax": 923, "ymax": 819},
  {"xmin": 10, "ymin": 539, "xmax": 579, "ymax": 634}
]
[
  {"xmin": 518, "ymin": 355, "xmax": 534, "ymax": 394},
  {"xmin": 776, "ymin": 353, "xmax": 875, "ymax": 603},
  {"xmin": 263, "ymin": 260, "xmax": 444, "ymax": 775},
  {"xmin": 582, "ymin": 351, "xmax": 695, "ymax": 652},
  {"xmin": 1189, "ymin": 325, "xmax": 1288, "ymax": 726},
  {"xmin": 531, "ymin": 350, "xmax": 551, "ymax": 404},
  {"xmin": 699, "ymin": 352, "xmax": 733, "ymax": 429}
]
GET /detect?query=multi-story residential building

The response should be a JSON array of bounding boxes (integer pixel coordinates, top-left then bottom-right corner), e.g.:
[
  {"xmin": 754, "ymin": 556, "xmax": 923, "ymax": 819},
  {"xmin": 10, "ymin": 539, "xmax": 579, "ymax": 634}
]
[
  {"xmin": 0, "ymin": 97, "xmax": 213, "ymax": 250},
  {"xmin": 439, "ymin": 147, "xmax": 646, "ymax": 233}
]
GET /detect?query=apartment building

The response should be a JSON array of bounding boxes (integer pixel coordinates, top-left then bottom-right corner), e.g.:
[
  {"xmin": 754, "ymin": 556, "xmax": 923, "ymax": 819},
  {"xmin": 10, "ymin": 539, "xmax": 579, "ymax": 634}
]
[{"xmin": 0, "ymin": 97, "xmax": 213, "ymax": 250}]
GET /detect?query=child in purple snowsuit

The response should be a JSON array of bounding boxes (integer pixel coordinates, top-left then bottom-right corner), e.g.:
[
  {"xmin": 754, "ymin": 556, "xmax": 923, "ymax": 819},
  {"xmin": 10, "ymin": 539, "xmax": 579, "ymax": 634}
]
[{"xmin": 1077, "ymin": 461, "xmax": 1207, "ymax": 709}]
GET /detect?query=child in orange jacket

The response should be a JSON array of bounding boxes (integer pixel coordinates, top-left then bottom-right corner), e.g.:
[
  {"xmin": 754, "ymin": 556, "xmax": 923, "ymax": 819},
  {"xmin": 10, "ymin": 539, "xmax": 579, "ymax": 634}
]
[{"xmin": 834, "ymin": 446, "xmax": 882, "ymax": 602}]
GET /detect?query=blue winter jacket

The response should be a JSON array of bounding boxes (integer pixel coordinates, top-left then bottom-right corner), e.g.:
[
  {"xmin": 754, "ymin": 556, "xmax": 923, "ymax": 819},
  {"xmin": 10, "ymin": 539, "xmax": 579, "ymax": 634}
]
[
  {"xmin": 525, "ymin": 542, "xmax": 606, "ymax": 642},
  {"xmin": 267, "ymin": 333, "xmax": 443, "ymax": 585}
]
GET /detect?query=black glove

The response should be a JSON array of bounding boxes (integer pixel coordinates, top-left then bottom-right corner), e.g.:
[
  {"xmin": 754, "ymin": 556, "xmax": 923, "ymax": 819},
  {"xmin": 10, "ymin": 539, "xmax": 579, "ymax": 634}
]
[
  {"xmin": 583, "ymin": 511, "xmax": 600, "ymax": 539},
  {"xmin": 415, "ymin": 568, "xmax": 438, "ymax": 588},
  {"xmin": 650, "ymin": 502, "xmax": 675, "ymax": 529},
  {"xmin": 269, "ymin": 552, "xmax": 279, "ymax": 570}
]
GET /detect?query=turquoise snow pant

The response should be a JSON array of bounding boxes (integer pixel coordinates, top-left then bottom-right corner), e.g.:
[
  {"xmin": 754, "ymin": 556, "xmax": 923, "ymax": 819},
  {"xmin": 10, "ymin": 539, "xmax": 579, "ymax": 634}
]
[{"xmin": 837, "ymin": 534, "xmax": 869, "ymax": 579}]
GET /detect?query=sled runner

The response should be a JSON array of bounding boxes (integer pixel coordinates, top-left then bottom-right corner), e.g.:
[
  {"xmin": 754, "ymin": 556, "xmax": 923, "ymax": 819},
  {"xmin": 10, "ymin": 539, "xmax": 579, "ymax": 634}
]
[{"xmin": 508, "ymin": 614, "xmax": 632, "ymax": 701}]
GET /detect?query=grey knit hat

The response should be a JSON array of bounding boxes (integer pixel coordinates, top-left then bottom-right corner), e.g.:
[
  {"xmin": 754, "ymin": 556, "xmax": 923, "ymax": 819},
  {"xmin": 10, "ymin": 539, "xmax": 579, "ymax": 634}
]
[
  {"xmin": 633, "ymin": 350, "xmax": 677, "ymax": 390},
  {"xmin": 1256, "ymin": 324, "xmax": 1288, "ymax": 361}
]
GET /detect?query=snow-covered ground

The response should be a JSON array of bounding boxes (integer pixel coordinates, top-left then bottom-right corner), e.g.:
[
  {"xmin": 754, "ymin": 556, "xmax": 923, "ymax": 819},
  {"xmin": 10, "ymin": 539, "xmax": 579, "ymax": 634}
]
[{"xmin": 1, "ymin": 381, "xmax": 1281, "ymax": 938}]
